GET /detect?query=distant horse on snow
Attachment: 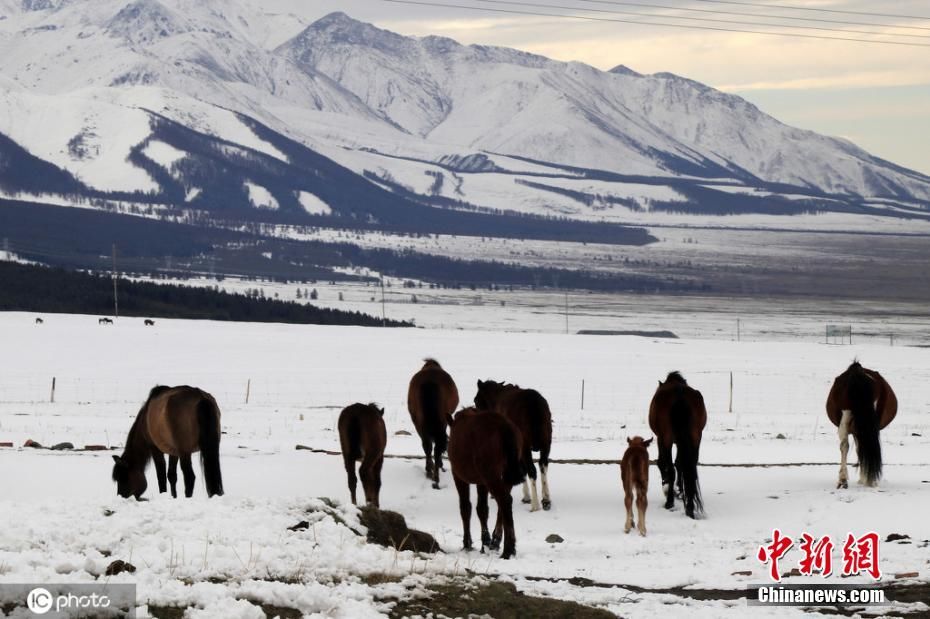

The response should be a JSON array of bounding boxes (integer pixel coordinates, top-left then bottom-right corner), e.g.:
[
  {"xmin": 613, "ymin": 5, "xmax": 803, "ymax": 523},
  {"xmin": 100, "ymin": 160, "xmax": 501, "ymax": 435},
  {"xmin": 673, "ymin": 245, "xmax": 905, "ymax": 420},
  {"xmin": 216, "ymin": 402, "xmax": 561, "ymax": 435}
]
[
  {"xmin": 474, "ymin": 379, "xmax": 552, "ymax": 511},
  {"xmin": 649, "ymin": 371, "xmax": 706, "ymax": 519},
  {"xmin": 338, "ymin": 403, "xmax": 386, "ymax": 508},
  {"xmin": 407, "ymin": 359, "xmax": 459, "ymax": 488},
  {"xmin": 826, "ymin": 361, "xmax": 897, "ymax": 488},
  {"xmin": 621, "ymin": 436, "xmax": 652, "ymax": 536},
  {"xmin": 112, "ymin": 385, "xmax": 224, "ymax": 499},
  {"xmin": 447, "ymin": 407, "xmax": 525, "ymax": 559}
]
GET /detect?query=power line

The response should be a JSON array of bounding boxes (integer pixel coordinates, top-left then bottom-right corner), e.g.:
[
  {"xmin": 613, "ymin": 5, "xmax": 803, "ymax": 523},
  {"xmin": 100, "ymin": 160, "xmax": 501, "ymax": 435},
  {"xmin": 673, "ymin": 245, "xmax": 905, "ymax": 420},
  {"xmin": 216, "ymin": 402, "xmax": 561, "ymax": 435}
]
[
  {"xmin": 468, "ymin": 0, "xmax": 930, "ymax": 39},
  {"xmin": 573, "ymin": 0, "xmax": 930, "ymax": 32},
  {"xmin": 689, "ymin": 0, "xmax": 930, "ymax": 22},
  {"xmin": 382, "ymin": 0, "xmax": 930, "ymax": 46}
]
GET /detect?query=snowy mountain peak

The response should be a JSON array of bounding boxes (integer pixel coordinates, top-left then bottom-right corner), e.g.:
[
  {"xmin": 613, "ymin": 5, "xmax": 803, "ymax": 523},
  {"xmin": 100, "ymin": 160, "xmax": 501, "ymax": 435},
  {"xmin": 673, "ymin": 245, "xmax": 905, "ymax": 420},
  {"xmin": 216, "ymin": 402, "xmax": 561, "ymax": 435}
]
[
  {"xmin": 608, "ymin": 64, "xmax": 641, "ymax": 77},
  {"xmin": 106, "ymin": 0, "xmax": 191, "ymax": 45}
]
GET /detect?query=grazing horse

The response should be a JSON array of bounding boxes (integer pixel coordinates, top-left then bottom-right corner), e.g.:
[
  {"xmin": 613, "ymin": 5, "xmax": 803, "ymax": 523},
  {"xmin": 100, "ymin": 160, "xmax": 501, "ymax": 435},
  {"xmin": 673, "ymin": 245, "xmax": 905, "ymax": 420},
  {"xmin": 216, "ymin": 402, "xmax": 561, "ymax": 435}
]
[
  {"xmin": 35, "ymin": 317, "xmax": 44, "ymax": 324},
  {"xmin": 447, "ymin": 407, "xmax": 525, "ymax": 559},
  {"xmin": 112, "ymin": 385, "xmax": 224, "ymax": 499},
  {"xmin": 144, "ymin": 319, "xmax": 155, "ymax": 326},
  {"xmin": 649, "ymin": 372, "xmax": 707, "ymax": 519},
  {"xmin": 99, "ymin": 317, "xmax": 113, "ymax": 325},
  {"xmin": 338, "ymin": 403, "xmax": 387, "ymax": 507},
  {"xmin": 621, "ymin": 436, "xmax": 652, "ymax": 536},
  {"xmin": 407, "ymin": 359, "xmax": 459, "ymax": 488},
  {"xmin": 827, "ymin": 361, "xmax": 897, "ymax": 488},
  {"xmin": 474, "ymin": 380, "xmax": 553, "ymax": 511}
]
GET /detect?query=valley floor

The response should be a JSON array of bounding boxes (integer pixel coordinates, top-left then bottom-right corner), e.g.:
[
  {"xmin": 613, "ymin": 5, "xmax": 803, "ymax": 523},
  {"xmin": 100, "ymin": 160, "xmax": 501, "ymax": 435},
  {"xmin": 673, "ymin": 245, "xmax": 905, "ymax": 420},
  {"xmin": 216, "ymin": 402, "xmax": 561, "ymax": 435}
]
[{"xmin": 1, "ymin": 313, "xmax": 929, "ymax": 617}]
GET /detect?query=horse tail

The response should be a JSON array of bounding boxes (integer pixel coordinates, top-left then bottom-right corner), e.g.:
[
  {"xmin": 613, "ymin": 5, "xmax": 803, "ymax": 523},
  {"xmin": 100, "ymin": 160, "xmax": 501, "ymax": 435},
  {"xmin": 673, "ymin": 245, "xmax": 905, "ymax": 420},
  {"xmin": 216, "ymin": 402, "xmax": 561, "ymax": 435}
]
[
  {"xmin": 671, "ymin": 390, "xmax": 702, "ymax": 515},
  {"xmin": 848, "ymin": 366, "xmax": 881, "ymax": 484},
  {"xmin": 342, "ymin": 412, "xmax": 362, "ymax": 461},
  {"xmin": 197, "ymin": 396, "xmax": 224, "ymax": 497},
  {"xmin": 501, "ymin": 420, "xmax": 525, "ymax": 487},
  {"xmin": 419, "ymin": 380, "xmax": 447, "ymax": 455}
]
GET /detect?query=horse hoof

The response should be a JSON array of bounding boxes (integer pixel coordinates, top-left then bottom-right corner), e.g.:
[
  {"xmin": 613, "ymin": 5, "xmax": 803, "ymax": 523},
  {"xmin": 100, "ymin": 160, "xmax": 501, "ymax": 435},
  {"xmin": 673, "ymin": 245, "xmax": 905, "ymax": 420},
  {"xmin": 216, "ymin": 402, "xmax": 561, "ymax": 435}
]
[
  {"xmin": 639, "ymin": 530, "xmax": 647, "ymax": 537},
  {"xmin": 500, "ymin": 550, "xmax": 515, "ymax": 560},
  {"xmin": 432, "ymin": 482, "xmax": 440, "ymax": 490},
  {"xmin": 521, "ymin": 497, "xmax": 531, "ymax": 504},
  {"xmin": 837, "ymin": 481, "xmax": 848, "ymax": 489},
  {"xmin": 542, "ymin": 500, "xmax": 551, "ymax": 511}
]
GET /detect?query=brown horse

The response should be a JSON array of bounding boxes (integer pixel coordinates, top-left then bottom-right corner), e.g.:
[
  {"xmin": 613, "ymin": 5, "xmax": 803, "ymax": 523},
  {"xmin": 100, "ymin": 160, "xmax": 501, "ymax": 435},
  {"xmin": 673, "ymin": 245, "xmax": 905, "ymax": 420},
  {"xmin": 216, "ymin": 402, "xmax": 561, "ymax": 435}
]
[
  {"xmin": 407, "ymin": 359, "xmax": 459, "ymax": 488},
  {"xmin": 649, "ymin": 372, "xmax": 706, "ymax": 519},
  {"xmin": 474, "ymin": 380, "xmax": 553, "ymax": 511},
  {"xmin": 338, "ymin": 403, "xmax": 387, "ymax": 507},
  {"xmin": 112, "ymin": 385, "xmax": 224, "ymax": 499},
  {"xmin": 826, "ymin": 361, "xmax": 897, "ymax": 489},
  {"xmin": 621, "ymin": 436, "xmax": 652, "ymax": 536},
  {"xmin": 447, "ymin": 407, "xmax": 525, "ymax": 559}
]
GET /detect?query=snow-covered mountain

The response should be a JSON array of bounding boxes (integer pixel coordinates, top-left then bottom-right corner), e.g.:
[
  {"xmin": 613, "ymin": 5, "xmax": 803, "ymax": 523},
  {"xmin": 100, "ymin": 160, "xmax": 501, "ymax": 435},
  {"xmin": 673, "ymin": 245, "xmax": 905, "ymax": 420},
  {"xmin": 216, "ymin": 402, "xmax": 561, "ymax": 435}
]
[{"xmin": 1, "ymin": 2, "xmax": 928, "ymax": 229}]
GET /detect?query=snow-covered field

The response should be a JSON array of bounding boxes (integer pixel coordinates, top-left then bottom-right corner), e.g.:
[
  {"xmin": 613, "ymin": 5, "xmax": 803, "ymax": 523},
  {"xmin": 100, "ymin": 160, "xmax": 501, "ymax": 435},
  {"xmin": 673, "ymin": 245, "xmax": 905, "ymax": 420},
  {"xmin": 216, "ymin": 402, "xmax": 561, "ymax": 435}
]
[{"xmin": 1, "ymin": 312, "xmax": 929, "ymax": 617}]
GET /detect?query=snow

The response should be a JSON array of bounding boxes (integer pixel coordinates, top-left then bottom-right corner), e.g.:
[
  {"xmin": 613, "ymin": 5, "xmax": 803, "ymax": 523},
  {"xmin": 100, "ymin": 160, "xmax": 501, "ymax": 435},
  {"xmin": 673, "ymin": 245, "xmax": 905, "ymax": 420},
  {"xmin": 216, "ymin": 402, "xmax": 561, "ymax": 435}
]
[
  {"xmin": 245, "ymin": 181, "xmax": 278, "ymax": 210},
  {"xmin": 1, "ymin": 312, "xmax": 928, "ymax": 616},
  {"xmin": 142, "ymin": 139, "xmax": 186, "ymax": 168},
  {"xmin": 296, "ymin": 191, "xmax": 332, "ymax": 216}
]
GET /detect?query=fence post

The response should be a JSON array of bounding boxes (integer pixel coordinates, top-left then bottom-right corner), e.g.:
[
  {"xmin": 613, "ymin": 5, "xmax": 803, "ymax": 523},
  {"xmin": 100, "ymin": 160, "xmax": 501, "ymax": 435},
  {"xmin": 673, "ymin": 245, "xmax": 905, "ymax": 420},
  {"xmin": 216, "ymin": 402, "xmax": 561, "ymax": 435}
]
[
  {"xmin": 50, "ymin": 377, "xmax": 56, "ymax": 403},
  {"xmin": 728, "ymin": 372, "xmax": 733, "ymax": 413},
  {"xmin": 580, "ymin": 379, "xmax": 585, "ymax": 411},
  {"xmin": 245, "ymin": 379, "xmax": 251, "ymax": 405}
]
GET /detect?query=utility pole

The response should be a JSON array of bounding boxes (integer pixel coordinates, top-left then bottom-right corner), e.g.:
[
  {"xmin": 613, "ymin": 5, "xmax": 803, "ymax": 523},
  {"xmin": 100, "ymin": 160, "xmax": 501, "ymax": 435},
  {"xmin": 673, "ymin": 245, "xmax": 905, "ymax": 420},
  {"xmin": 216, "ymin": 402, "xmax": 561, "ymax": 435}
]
[
  {"xmin": 111, "ymin": 244, "xmax": 119, "ymax": 319},
  {"xmin": 564, "ymin": 292, "xmax": 569, "ymax": 335}
]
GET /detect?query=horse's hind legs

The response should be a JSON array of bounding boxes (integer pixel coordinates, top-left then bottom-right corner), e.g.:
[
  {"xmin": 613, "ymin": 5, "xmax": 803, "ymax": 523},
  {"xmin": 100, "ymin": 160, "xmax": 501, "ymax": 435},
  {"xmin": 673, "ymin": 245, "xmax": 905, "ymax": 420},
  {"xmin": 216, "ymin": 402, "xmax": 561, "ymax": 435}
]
[
  {"xmin": 636, "ymin": 487, "xmax": 648, "ymax": 536},
  {"xmin": 540, "ymin": 457, "xmax": 551, "ymax": 510},
  {"xmin": 623, "ymin": 490, "xmax": 634, "ymax": 534},
  {"xmin": 432, "ymin": 441, "xmax": 444, "ymax": 489},
  {"xmin": 476, "ymin": 485, "xmax": 492, "ymax": 551},
  {"xmin": 837, "ymin": 410, "xmax": 851, "ymax": 489},
  {"xmin": 454, "ymin": 476, "xmax": 473, "ymax": 551},
  {"xmin": 344, "ymin": 456, "xmax": 358, "ymax": 506},
  {"xmin": 523, "ymin": 451, "xmax": 541, "ymax": 511},
  {"xmin": 180, "ymin": 455, "xmax": 196, "ymax": 498},
  {"xmin": 168, "ymin": 456, "xmax": 179, "ymax": 498},
  {"xmin": 421, "ymin": 438, "xmax": 434, "ymax": 481}
]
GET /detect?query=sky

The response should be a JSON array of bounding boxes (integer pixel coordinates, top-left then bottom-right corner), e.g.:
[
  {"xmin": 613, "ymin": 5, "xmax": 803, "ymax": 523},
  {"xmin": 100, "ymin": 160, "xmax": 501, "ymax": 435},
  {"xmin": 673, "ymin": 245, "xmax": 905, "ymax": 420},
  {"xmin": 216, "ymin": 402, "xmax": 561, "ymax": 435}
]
[{"xmin": 278, "ymin": 0, "xmax": 930, "ymax": 174}]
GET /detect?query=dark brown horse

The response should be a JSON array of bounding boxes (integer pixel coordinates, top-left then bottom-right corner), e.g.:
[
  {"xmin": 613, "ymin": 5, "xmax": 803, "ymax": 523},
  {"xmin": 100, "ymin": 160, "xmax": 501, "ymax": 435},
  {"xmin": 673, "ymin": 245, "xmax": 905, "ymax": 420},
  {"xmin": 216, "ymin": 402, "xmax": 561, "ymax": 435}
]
[
  {"xmin": 649, "ymin": 372, "xmax": 706, "ymax": 519},
  {"xmin": 826, "ymin": 361, "xmax": 897, "ymax": 488},
  {"xmin": 112, "ymin": 385, "xmax": 224, "ymax": 499},
  {"xmin": 338, "ymin": 403, "xmax": 387, "ymax": 507},
  {"xmin": 407, "ymin": 359, "xmax": 459, "ymax": 488},
  {"xmin": 447, "ymin": 407, "xmax": 525, "ymax": 559},
  {"xmin": 474, "ymin": 380, "xmax": 553, "ymax": 511},
  {"xmin": 621, "ymin": 436, "xmax": 652, "ymax": 536}
]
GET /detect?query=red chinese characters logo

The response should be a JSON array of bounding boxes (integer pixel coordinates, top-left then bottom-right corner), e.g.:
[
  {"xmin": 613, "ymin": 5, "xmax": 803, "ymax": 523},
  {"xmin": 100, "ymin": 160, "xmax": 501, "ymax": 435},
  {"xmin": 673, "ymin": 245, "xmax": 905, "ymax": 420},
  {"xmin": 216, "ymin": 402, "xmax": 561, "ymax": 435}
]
[
  {"xmin": 842, "ymin": 532, "xmax": 881, "ymax": 580},
  {"xmin": 757, "ymin": 529, "xmax": 794, "ymax": 582},
  {"xmin": 757, "ymin": 531, "xmax": 881, "ymax": 581}
]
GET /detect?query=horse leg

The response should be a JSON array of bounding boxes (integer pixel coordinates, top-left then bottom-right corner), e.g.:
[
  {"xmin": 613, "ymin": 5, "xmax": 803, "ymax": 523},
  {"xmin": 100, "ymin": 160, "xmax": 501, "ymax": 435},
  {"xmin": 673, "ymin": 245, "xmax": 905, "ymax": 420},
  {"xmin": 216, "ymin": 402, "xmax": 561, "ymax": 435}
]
[
  {"xmin": 454, "ymin": 475, "xmax": 473, "ymax": 551},
  {"xmin": 151, "ymin": 449, "xmax": 167, "ymax": 494},
  {"xmin": 180, "ymin": 455, "xmax": 196, "ymax": 498},
  {"xmin": 525, "ymin": 450, "xmax": 540, "ymax": 512},
  {"xmin": 636, "ymin": 483, "xmax": 648, "ymax": 537},
  {"xmin": 344, "ymin": 454, "xmax": 358, "ymax": 506},
  {"xmin": 370, "ymin": 456, "xmax": 384, "ymax": 508},
  {"xmin": 838, "ymin": 410, "xmax": 851, "ymax": 489},
  {"xmin": 432, "ymin": 440, "xmax": 443, "ymax": 489},
  {"xmin": 168, "ymin": 456, "xmax": 179, "ymax": 498},
  {"xmin": 493, "ymin": 487, "xmax": 516, "ymax": 559},
  {"xmin": 659, "ymin": 444, "xmax": 675, "ymax": 509},
  {"xmin": 853, "ymin": 434, "xmax": 867, "ymax": 486},
  {"xmin": 623, "ymin": 488, "xmax": 634, "ymax": 534},
  {"xmin": 540, "ymin": 446, "xmax": 551, "ymax": 511},
  {"xmin": 421, "ymin": 437, "xmax": 434, "ymax": 481},
  {"xmin": 476, "ymin": 485, "xmax": 491, "ymax": 551}
]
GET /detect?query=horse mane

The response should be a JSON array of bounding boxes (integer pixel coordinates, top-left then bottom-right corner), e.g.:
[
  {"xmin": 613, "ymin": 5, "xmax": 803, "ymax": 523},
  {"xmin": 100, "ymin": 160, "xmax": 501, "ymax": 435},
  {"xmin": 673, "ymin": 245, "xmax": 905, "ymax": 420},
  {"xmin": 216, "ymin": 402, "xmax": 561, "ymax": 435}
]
[
  {"xmin": 422, "ymin": 358, "xmax": 441, "ymax": 368},
  {"xmin": 116, "ymin": 385, "xmax": 170, "ymax": 472},
  {"xmin": 848, "ymin": 359, "xmax": 862, "ymax": 371},
  {"xmin": 666, "ymin": 371, "xmax": 687, "ymax": 384}
]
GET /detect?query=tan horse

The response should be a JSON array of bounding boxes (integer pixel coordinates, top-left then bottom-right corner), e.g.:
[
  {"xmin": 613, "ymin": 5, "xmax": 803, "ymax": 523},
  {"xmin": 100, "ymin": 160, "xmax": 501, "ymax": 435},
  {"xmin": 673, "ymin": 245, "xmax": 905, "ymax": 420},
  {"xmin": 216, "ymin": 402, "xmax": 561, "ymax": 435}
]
[
  {"xmin": 112, "ymin": 385, "xmax": 224, "ymax": 499},
  {"xmin": 621, "ymin": 436, "xmax": 652, "ymax": 536},
  {"xmin": 407, "ymin": 359, "xmax": 459, "ymax": 488},
  {"xmin": 826, "ymin": 361, "xmax": 897, "ymax": 488},
  {"xmin": 447, "ymin": 407, "xmax": 525, "ymax": 559},
  {"xmin": 338, "ymin": 403, "xmax": 387, "ymax": 508},
  {"xmin": 649, "ymin": 372, "xmax": 707, "ymax": 519}
]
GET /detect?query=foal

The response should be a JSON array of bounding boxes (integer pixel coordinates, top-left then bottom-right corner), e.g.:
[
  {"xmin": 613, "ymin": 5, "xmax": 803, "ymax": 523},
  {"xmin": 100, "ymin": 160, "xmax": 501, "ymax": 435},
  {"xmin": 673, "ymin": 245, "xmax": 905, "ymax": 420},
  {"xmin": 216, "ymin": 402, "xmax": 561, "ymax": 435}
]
[
  {"xmin": 338, "ymin": 403, "xmax": 387, "ymax": 507},
  {"xmin": 407, "ymin": 359, "xmax": 459, "ymax": 488},
  {"xmin": 621, "ymin": 436, "xmax": 652, "ymax": 536}
]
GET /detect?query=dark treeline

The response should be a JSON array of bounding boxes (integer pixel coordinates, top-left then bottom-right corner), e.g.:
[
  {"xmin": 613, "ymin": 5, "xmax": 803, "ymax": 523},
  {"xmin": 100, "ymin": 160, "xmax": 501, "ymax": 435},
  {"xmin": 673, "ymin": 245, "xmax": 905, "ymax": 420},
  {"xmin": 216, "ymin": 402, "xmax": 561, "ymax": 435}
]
[{"xmin": 0, "ymin": 262, "xmax": 410, "ymax": 327}]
